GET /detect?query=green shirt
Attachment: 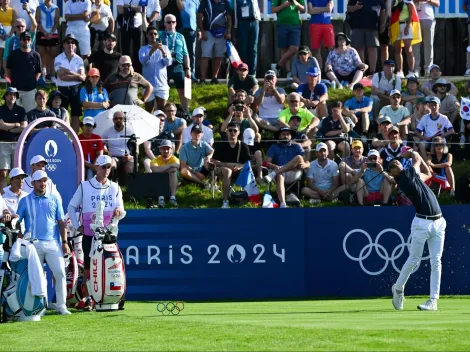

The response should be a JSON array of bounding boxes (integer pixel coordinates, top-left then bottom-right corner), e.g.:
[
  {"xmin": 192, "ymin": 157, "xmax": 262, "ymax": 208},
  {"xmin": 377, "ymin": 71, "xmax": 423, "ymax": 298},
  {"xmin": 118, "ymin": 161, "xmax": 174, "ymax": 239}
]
[
  {"xmin": 272, "ymin": 0, "xmax": 304, "ymax": 25},
  {"xmin": 278, "ymin": 107, "xmax": 314, "ymax": 131}
]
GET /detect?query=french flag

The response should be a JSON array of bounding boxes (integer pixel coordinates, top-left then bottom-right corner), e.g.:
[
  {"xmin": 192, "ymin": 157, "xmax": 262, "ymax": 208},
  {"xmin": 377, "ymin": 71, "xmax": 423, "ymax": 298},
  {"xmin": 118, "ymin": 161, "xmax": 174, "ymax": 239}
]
[
  {"xmin": 110, "ymin": 282, "xmax": 121, "ymax": 291},
  {"xmin": 235, "ymin": 161, "xmax": 261, "ymax": 205},
  {"xmin": 226, "ymin": 40, "xmax": 243, "ymax": 69}
]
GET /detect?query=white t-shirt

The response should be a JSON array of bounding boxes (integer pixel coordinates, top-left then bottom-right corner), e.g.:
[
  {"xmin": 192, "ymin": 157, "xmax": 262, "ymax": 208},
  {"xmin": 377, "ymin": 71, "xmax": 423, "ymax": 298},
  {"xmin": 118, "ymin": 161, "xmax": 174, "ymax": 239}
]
[
  {"xmin": 255, "ymin": 88, "xmax": 286, "ymax": 120},
  {"xmin": 182, "ymin": 124, "xmax": 214, "ymax": 145},
  {"xmin": 54, "ymin": 52, "xmax": 85, "ymax": 87},
  {"xmin": 65, "ymin": 0, "xmax": 91, "ymax": 29},
  {"xmin": 416, "ymin": 113, "xmax": 454, "ymax": 138},
  {"xmin": 90, "ymin": 4, "xmax": 114, "ymax": 31},
  {"xmin": 306, "ymin": 159, "xmax": 339, "ymax": 191},
  {"xmin": 102, "ymin": 125, "xmax": 136, "ymax": 157},
  {"xmin": 371, "ymin": 72, "xmax": 402, "ymax": 95},
  {"xmin": 416, "ymin": 1, "xmax": 435, "ymax": 20},
  {"xmin": 115, "ymin": 0, "xmax": 142, "ymax": 28},
  {"xmin": 379, "ymin": 105, "xmax": 410, "ymax": 124},
  {"xmin": 11, "ymin": 0, "xmax": 39, "ymax": 30}
]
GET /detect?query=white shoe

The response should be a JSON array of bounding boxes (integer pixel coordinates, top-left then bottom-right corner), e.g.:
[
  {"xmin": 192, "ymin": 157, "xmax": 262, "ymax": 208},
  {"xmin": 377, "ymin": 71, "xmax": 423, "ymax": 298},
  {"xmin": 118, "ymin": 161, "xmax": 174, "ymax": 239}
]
[
  {"xmin": 309, "ymin": 199, "xmax": 321, "ymax": 205},
  {"xmin": 406, "ymin": 71, "xmax": 416, "ymax": 79},
  {"xmin": 270, "ymin": 63, "xmax": 279, "ymax": 77},
  {"xmin": 392, "ymin": 284, "xmax": 404, "ymax": 310},
  {"xmin": 158, "ymin": 196, "xmax": 165, "ymax": 208},
  {"xmin": 264, "ymin": 171, "xmax": 277, "ymax": 184},
  {"xmin": 413, "ymin": 69, "xmax": 420, "ymax": 78},
  {"xmin": 450, "ymin": 189, "xmax": 455, "ymax": 196},
  {"xmin": 169, "ymin": 197, "xmax": 178, "ymax": 207},
  {"xmin": 286, "ymin": 72, "xmax": 292, "ymax": 80},
  {"xmin": 417, "ymin": 299, "xmax": 437, "ymax": 311},
  {"xmin": 56, "ymin": 307, "xmax": 72, "ymax": 315},
  {"xmin": 465, "ymin": 69, "xmax": 470, "ymax": 77},
  {"xmin": 280, "ymin": 202, "xmax": 287, "ymax": 208},
  {"xmin": 396, "ymin": 71, "xmax": 405, "ymax": 78},
  {"xmin": 221, "ymin": 200, "xmax": 230, "ymax": 209}
]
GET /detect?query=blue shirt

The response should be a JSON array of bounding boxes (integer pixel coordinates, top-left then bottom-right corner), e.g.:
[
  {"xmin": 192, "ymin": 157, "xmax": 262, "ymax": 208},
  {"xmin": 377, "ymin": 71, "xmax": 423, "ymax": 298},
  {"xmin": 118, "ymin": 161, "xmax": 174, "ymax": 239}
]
[
  {"xmin": 158, "ymin": 31, "xmax": 188, "ymax": 64},
  {"xmin": 138, "ymin": 44, "xmax": 172, "ymax": 89},
  {"xmin": 181, "ymin": 0, "xmax": 200, "ymax": 30},
  {"xmin": 80, "ymin": 87, "xmax": 110, "ymax": 118},
  {"xmin": 309, "ymin": 0, "xmax": 332, "ymax": 24},
  {"xmin": 266, "ymin": 142, "xmax": 304, "ymax": 167},
  {"xmin": 17, "ymin": 192, "xmax": 65, "ymax": 242},
  {"xmin": 362, "ymin": 169, "xmax": 384, "ymax": 193},
  {"xmin": 344, "ymin": 95, "xmax": 373, "ymax": 119},
  {"xmin": 297, "ymin": 83, "xmax": 328, "ymax": 101},
  {"xmin": 164, "ymin": 117, "xmax": 186, "ymax": 132},
  {"xmin": 179, "ymin": 141, "xmax": 213, "ymax": 171}
]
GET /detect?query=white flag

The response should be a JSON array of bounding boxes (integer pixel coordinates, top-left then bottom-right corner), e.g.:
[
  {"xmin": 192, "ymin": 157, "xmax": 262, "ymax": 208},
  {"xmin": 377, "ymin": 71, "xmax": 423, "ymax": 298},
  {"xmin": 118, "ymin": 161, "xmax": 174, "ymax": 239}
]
[{"xmin": 460, "ymin": 97, "xmax": 470, "ymax": 121}]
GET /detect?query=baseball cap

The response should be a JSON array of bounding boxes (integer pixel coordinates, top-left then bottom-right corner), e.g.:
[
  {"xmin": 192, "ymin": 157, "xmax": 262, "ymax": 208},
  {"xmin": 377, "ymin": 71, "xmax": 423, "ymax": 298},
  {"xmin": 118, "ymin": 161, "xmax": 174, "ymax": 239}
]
[
  {"xmin": 388, "ymin": 126, "xmax": 400, "ymax": 135},
  {"xmin": 289, "ymin": 115, "xmax": 301, "ymax": 122},
  {"xmin": 191, "ymin": 124, "xmax": 203, "ymax": 133},
  {"xmin": 353, "ymin": 83, "xmax": 364, "ymax": 90},
  {"xmin": 400, "ymin": 146, "xmax": 413, "ymax": 155},
  {"xmin": 96, "ymin": 155, "xmax": 112, "ymax": 166},
  {"xmin": 106, "ymin": 33, "xmax": 117, "ymax": 41},
  {"xmin": 383, "ymin": 59, "xmax": 396, "ymax": 66},
  {"xmin": 367, "ymin": 149, "xmax": 380, "ymax": 158},
  {"xmin": 379, "ymin": 116, "xmax": 392, "ymax": 125},
  {"xmin": 192, "ymin": 107, "xmax": 205, "ymax": 117},
  {"xmin": 154, "ymin": 109, "xmax": 165, "ymax": 117},
  {"xmin": 429, "ymin": 64, "xmax": 440, "ymax": 72},
  {"xmin": 351, "ymin": 140, "xmax": 363, "ymax": 149},
  {"xmin": 407, "ymin": 76, "xmax": 419, "ymax": 85},
  {"xmin": 237, "ymin": 63, "xmax": 248, "ymax": 70},
  {"xmin": 31, "ymin": 170, "xmax": 48, "ymax": 182},
  {"xmin": 306, "ymin": 67, "xmax": 320, "ymax": 77},
  {"xmin": 83, "ymin": 116, "xmax": 95, "ymax": 126},
  {"xmin": 315, "ymin": 142, "xmax": 328, "ymax": 152},
  {"xmin": 88, "ymin": 68, "xmax": 100, "ymax": 77},
  {"xmin": 159, "ymin": 140, "xmax": 172, "ymax": 149},
  {"xmin": 427, "ymin": 96, "xmax": 441, "ymax": 104},
  {"xmin": 298, "ymin": 45, "xmax": 310, "ymax": 54},
  {"xmin": 243, "ymin": 128, "xmax": 255, "ymax": 146},
  {"xmin": 389, "ymin": 89, "xmax": 401, "ymax": 97},
  {"xmin": 20, "ymin": 30, "xmax": 32, "ymax": 40},
  {"xmin": 30, "ymin": 155, "xmax": 48, "ymax": 165},
  {"xmin": 265, "ymin": 70, "xmax": 276, "ymax": 77},
  {"xmin": 9, "ymin": 167, "xmax": 28, "ymax": 179},
  {"xmin": 120, "ymin": 55, "xmax": 132, "ymax": 64}
]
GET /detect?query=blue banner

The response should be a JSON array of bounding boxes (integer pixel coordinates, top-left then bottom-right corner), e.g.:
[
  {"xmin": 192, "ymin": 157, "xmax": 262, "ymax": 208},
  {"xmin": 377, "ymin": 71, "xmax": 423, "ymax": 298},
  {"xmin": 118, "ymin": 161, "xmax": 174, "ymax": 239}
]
[{"xmin": 118, "ymin": 205, "xmax": 470, "ymax": 301}]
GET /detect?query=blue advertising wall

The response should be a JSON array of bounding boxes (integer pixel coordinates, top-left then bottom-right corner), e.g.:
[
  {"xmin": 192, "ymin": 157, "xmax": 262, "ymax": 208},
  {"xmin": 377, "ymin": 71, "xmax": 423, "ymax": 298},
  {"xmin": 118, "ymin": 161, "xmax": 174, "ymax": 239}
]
[{"xmin": 118, "ymin": 205, "xmax": 470, "ymax": 301}]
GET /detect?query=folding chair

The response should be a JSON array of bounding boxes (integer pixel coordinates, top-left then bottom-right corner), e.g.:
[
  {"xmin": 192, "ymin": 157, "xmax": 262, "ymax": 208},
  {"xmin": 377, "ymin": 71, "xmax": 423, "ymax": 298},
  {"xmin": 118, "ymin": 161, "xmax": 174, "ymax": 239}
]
[{"xmin": 429, "ymin": 174, "xmax": 451, "ymax": 197}]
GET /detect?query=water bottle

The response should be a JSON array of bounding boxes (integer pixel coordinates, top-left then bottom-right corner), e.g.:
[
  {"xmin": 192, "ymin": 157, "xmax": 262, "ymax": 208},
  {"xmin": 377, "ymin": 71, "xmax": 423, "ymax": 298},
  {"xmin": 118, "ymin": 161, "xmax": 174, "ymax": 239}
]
[
  {"xmin": 460, "ymin": 134, "xmax": 466, "ymax": 148},
  {"xmin": 0, "ymin": 24, "xmax": 5, "ymax": 37}
]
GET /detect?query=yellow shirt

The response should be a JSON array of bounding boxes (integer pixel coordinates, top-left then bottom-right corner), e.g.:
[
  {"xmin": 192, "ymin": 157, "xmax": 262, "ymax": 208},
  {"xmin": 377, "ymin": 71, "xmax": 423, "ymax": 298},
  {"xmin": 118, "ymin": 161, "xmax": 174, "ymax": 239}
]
[
  {"xmin": 150, "ymin": 155, "xmax": 179, "ymax": 166},
  {"xmin": 0, "ymin": 7, "xmax": 14, "ymax": 26},
  {"xmin": 278, "ymin": 107, "xmax": 314, "ymax": 131}
]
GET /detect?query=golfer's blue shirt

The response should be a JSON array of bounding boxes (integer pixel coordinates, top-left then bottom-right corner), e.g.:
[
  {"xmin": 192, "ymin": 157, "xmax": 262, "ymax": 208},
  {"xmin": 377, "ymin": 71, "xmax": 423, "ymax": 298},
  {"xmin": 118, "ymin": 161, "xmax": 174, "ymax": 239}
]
[{"xmin": 17, "ymin": 192, "xmax": 65, "ymax": 242}]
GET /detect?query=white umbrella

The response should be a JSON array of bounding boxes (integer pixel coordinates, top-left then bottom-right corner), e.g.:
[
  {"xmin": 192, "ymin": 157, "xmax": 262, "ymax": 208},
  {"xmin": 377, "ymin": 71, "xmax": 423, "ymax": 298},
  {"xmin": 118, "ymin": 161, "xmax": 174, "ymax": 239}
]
[{"xmin": 93, "ymin": 105, "xmax": 160, "ymax": 145}]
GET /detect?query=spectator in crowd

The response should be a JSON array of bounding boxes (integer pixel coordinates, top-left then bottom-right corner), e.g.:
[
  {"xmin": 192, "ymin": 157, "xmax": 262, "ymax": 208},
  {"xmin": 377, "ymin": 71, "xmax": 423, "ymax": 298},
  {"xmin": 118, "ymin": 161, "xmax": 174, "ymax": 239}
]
[
  {"xmin": 321, "ymin": 101, "xmax": 351, "ymax": 160},
  {"xmin": 432, "ymin": 79, "xmax": 460, "ymax": 127},
  {"xmin": 372, "ymin": 115, "xmax": 393, "ymax": 149},
  {"xmin": 160, "ymin": 0, "xmax": 183, "ymax": 30},
  {"xmin": 179, "ymin": 0, "xmax": 199, "ymax": 81},
  {"xmin": 197, "ymin": 0, "xmax": 231, "ymax": 84},
  {"xmin": 163, "ymin": 102, "xmax": 187, "ymax": 153},
  {"xmin": 78, "ymin": 116, "xmax": 104, "ymax": 180},
  {"xmin": 278, "ymin": 92, "xmax": 320, "ymax": 138},
  {"xmin": 263, "ymin": 127, "xmax": 309, "ymax": 208},
  {"xmin": 271, "ymin": 0, "xmax": 305, "ymax": 78},
  {"xmin": 35, "ymin": 0, "xmax": 59, "ymax": 80},
  {"xmin": 0, "ymin": 87, "xmax": 26, "ymax": 188},
  {"xmin": 26, "ymin": 90, "xmax": 56, "ymax": 131},
  {"xmin": 139, "ymin": 26, "xmax": 172, "ymax": 113},
  {"xmin": 64, "ymin": 0, "xmax": 91, "ymax": 59},
  {"xmin": 325, "ymin": 32, "xmax": 368, "ymax": 89},
  {"xmin": 233, "ymin": 0, "xmax": 260, "ymax": 77},
  {"xmin": 54, "ymin": 34, "xmax": 86, "ymax": 133},
  {"xmin": 288, "ymin": 115, "xmax": 312, "ymax": 161},
  {"xmin": 11, "ymin": 0, "xmax": 37, "ymax": 31},
  {"xmin": 401, "ymin": 76, "xmax": 424, "ymax": 114},
  {"xmin": 347, "ymin": 0, "xmax": 385, "ymax": 75},
  {"xmin": 427, "ymin": 136, "xmax": 455, "ymax": 196},
  {"xmin": 150, "ymin": 139, "xmax": 180, "ymax": 208},
  {"xmin": 6, "ymin": 30, "xmax": 41, "ymax": 113},
  {"xmin": 80, "ymin": 68, "xmax": 110, "ymax": 118},
  {"xmin": 297, "ymin": 67, "xmax": 328, "ymax": 118},
  {"xmin": 159, "ymin": 14, "xmax": 191, "ymax": 112},
  {"xmin": 408, "ymin": 96, "xmax": 429, "ymax": 148},
  {"xmin": 89, "ymin": 0, "xmax": 114, "ymax": 52},
  {"xmin": 412, "ymin": 0, "xmax": 439, "ymax": 77},
  {"xmin": 182, "ymin": 107, "xmax": 214, "ymax": 145},
  {"xmin": 460, "ymin": 81, "xmax": 470, "ymax": 145},
  {"xmin": 221, "ymin": 100, "xmax": 259, "ymax": 138},
  {"xmin": 254, "ymin": 70, "xmax": 286, "ymax": 129},
  {"xmin": 339, "ymin": 139, "xmax": 367, "ymax": 187},
  {"xmin": 116, "ymin": 0, "xmax": 144, "ymax": 72},
  {"xmin": 241, "ymin": 127, "xmax": 263, "ymax": 182},
  {"xmin": 291, "ymin": 46, "xmax": 321, "ymax": 89},
  {"xmin": 379, "ymin": 0, "xmax": 391, "ymax": 65},
  {"xmin": 0, "ymin": 168, "xmax": 28, "ymax": 230},
  {"xmin": 102, "ymin": 111, "xmax": 135, "ymax": 180},
  {"xmin": 212, "ymin": 122, "xmax": 251, "ymax": 208},
  {"xmin": 142, "ymin": 111, "xmax": 166, "ymax": 173},
  {"xmin": 370, "ymin": 59, "xmax": 401, "ymax": 117},
  {"xmin": 104, "ymin": 55, "xmax": 153, "ymax": 107},
  {"xmin": 88, "ymin": 34, "xmax": 121, "ymax": 82},
  {"xmin": 47, "ymin": 90, "xmax": 70, "ymax": 125},
  {"xmin": 415, "ymin": 96, "xmax": 455, "ymax": 159},
  {"xmin": 146, "ymin": 0, "xmax": 161, "ymax": 28},
  {"xmin": 343, "ymin": 83, "xmax": 373, "ymax": 138},
  {"xmin": 228, "ymin": 63, "xmax": 258, "ymax": 104},
  {"xmin": 307, "ymin": 0, "xmax": 333, "ymax": 69},
  {"xmin": 421, "ymin": 64, "xmax": 458, "ymax": 96},
  {"xmin": 180, "ymin": 124, "xmax": 214, "ymax": 188},
  {"xmin": 379, "ymin": 126, "xmax": 404, "ymax": 170},
  {"xmin": 378, "ymin": 90, "xmax": 411, "ymax": 136},
  {"xmin": 3, "ymin": 15, "xmax": 37, "ymax": 74},
  {"xmin": 22, "ymin": 155, "xmax": 59, "ymax": 195},
  {"xmin": 302, "ymin": 142, "xmax": 346, "ymax": 204},
  {"xmin": 350, "ymin": 149, "xmax": 392, "ymax": 205},
  {"xmin": 0, "ymin": 0, "xmax": 17, "ymax": 75}
]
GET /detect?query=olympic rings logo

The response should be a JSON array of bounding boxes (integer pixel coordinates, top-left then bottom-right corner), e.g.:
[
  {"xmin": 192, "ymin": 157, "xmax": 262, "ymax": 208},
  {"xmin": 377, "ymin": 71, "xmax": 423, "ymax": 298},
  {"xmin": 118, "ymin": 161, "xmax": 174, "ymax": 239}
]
[
  {"xmin": 46, "ymin": 164, "xmax": 57, "ymax": 172},
  {"xmin": 156, "ymin": 301, "xmax": 185, "ymax": 315},
  {"xmin": 343, "ymin": 228, "xmax": 430, "ymax": 276}
]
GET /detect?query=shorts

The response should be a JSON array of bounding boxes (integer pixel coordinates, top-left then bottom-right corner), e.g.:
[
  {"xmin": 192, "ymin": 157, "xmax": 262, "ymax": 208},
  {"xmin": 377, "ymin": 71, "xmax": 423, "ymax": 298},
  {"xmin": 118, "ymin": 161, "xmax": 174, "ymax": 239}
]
[
  {"xmin": 82, "ymin": 235, "xmax": 92, "ymax": 270},
  {"xmin": 0, "ymin": 25, "xmax": 11, "ymax": 48},
  {"xmin": 364, "ymin": 191, "xmax": 383, "ymax": 205},
  {"xmin": 351, "ymin": 28, "xmax": 379, "ymax": 49},
  {"xmin": 146, "ymin": 86, "xmax": 170, "ymax": 102},
  {"xmin": 37, "ymin": 32, "xmax": 59, "ymax": 47},
  {"xmin": 334, "ymin": 68, "xmax": 360, "ymax": 83},
  {"xmin": 396, "ymin": 22, "xmax": 413, "ymax": 41},
  {"xmin": 276, "ymin": 23, "xmax": 301, "ymax": 49},
  {"xmin": 201, "ymin": 31, "xmax": 226, "ymax": 58},
  {"xmin": 58, "ymin": 84, "xmax": 82, "ymax": 117},
  {"xmin": 66, "ymin": 26, "xmax": 91, "ymax": 56},
  {"xmin": 309, "ymin": 24, "xmax": 335, "ymax": 50},
  {"xmin": 284, "ymin": 170, "xmax": 302, "ymax": 184},
  {"xmin": 0, "ymin": 142, "xmax": 16, "ymax": 170},
  {"xmin": 167, "ymin": 65, "xmax": 185, "ymax": 89},
  {"xmin": 379, "ymin": 25, "xmax": 390, "ymax": 45}
]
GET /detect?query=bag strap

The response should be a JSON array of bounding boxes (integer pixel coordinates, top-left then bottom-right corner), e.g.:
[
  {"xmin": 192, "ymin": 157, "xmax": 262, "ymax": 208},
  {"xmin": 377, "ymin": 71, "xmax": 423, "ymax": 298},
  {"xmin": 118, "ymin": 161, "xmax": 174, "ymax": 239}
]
[{"xmin": 236, "ymin": 140, "xmax": 241, "ymax": 164}]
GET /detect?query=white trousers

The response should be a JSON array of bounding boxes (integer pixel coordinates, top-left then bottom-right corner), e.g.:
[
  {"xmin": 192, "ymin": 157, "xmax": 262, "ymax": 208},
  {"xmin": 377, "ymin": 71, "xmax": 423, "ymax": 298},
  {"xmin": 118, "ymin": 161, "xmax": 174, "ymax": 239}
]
[
  {"xmin": 395, "ymin": 216, "xmax": 446, "ymax": 299},
  {"xmin": 34, "ymin": 240, "xmax": 66, "ymax": 309}
]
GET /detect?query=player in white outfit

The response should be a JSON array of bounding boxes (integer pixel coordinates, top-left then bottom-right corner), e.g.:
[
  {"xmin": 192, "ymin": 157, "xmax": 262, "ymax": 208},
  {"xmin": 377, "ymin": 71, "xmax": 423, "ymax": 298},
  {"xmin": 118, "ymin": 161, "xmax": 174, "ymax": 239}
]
[{"xmin": 22, "ymin": 155, "xmax": 61, "ymax": 199}]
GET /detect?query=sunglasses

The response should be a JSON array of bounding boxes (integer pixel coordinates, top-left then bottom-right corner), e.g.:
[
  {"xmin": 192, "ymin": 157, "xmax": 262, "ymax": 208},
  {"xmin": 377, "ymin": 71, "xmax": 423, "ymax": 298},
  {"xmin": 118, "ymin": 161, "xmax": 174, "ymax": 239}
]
[
  {"xmin": 166, "ymin": 21, "xmax": 176, "ymax": 24},
  {"xmin": 289, "ymin": 100, "xmax": 300, "ymax": 103},
  {"xmin": 392, "ymin": 95, "xmax": 401, "ymax": 99},
  {"xmin": 84, "ymin": 123, "xmax": 94, "ymax": 127},
  {"xmin": 90, "ymin": 75, "xmax": 100, "ymax": 78},
  {"xmin": 65, "ymin": 41, "xmax": 76, "ymax": 45},
  {"xmin": 121, "ymin": 63, "xmax": 131, "ymax": 67},
  {"xmin": 16, "ymin": 25, "xmax": 25, "ymax": 28},
  {"xmin": 21, "ymin": 37, "xmax": 31, "ymax": 41},
  {"xmin": 227, "ymin": 129, "xmax": 238, "ymax": 133},
  {"xmin": 299, "ymin": 52, "xmax": 308, "ymax": 56},
  {"xmin": 148, "ymin": 32, "xmax": 158, "ymax": 36},
  {"xmin": 194, "ymin": 114, "xmax": 203, "ymax": 118},
  {"xmin": 101, "ymin": 165, "xmax": 111, "ymax": 169},
  {"xmin": 368, "ymin": 157, "xmax": 378, "ymax": 161},
  {"xmin": 113, "ymin": 117, "xmax": 124, "ymax": 121}
]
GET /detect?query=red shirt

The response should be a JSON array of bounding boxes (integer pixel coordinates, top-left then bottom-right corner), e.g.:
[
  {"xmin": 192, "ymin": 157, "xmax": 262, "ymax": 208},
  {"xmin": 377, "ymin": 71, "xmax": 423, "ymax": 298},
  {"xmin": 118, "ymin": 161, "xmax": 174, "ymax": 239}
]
[{"xmin": 79, "ymin": 133, "xmax": 104, "ymax": 163}]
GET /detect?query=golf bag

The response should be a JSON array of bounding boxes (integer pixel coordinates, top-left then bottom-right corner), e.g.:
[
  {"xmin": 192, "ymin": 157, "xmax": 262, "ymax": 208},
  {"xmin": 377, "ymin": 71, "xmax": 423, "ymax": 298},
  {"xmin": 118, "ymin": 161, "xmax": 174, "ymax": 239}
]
[
  {"xmin": 1, "ymin": 220, "xmax": 46, "ymax": 322},
  {"xmin": 64, "ymin": 215, "xmax": 85, "ymax": 306},
  {"xmin": 87, "ymin": 201, "xmax": 126, "ymax": 311}
]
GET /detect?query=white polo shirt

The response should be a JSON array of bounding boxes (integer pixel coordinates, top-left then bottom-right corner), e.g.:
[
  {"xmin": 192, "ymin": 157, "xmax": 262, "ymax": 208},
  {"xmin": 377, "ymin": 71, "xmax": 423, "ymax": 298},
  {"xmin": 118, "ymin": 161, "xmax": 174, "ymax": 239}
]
[
  {"xmin": 65, "ymin": 0, "xmax": 91, "ymax": 29},
  {"xmin": 182, "ymin": 124, "xmax": 214, "ymax": 145},
  {"xmin": 372, "ymin": 72, "xmax": 402, "ymax": 95},
  {"xmin": 115, "ymin": 0, "xmax": 142, "ymax": 28},
  {"xmin": 306, "ymin": 159, "xmax": 339, "ymax": 191},
  {"xmin": 90, "ymin": 4, "xmax": 114, "ymax": 31},
  {"xmin": 54, "ymin": 52, "xmax": 85, "ymax": 87},
  {"xmin": 102, "ymin": 125, "xmax": 136, "ymax": 157}
]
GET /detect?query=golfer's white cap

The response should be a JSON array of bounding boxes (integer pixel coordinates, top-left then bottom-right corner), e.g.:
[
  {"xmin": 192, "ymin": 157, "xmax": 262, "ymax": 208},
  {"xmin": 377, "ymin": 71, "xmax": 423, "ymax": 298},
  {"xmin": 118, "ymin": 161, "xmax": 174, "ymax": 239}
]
[
  {"xmin": 192, "ymin": 107, "xmax": 205, "ymax": 117},
  {"xmin": 154, "ymin": 110, "xmax": 165, "ymax": 117},
  {"xmin": 9, "ymin": 167, "xmax": 28, "ymax": 179},
  {"xmin": 30, "ymin": 155, "xmax": 48, "ymax": 165},
  {"xmin": 96, "ymin": 155, "xmax": 112, "ymax": 166},
  {"xmin": 32, "ymin": 170, "xmax": 48, "ymax": 181},
  {"xmin": 83, "ymin": 116, "xmax": 95, "ymax": 125},
  {"xmin": 316, "ymin": 142, "xmax": 328, "ymax": 152},
  {"xmin": 243, "ymin": 128, "xmax": 255, "ymax": 146}
]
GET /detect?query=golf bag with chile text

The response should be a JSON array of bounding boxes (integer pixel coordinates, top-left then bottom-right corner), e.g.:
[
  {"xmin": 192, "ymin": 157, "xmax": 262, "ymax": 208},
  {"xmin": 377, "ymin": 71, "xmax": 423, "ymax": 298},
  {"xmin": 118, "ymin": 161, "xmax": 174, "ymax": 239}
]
[{"xmin": 87, "ymin": 201, "xmax": 126, "ymax": 311}]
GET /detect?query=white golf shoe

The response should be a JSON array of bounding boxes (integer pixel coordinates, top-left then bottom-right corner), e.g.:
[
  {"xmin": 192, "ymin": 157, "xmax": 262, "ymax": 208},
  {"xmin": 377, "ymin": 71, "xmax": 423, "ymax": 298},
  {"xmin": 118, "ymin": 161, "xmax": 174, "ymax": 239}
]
[
  {"xmin": 392, "ymin": 284, "xmax": 404, "ymax": 310},
  {"xmin": 417, "ymin": 299, "xmax": 437, "ymax": 311}
]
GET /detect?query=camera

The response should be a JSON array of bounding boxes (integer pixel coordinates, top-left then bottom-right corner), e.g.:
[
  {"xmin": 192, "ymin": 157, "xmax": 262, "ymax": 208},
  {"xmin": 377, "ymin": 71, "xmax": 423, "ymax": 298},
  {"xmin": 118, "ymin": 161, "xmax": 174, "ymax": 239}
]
[
  {"xmin": 207, "ymin": 162, "xmax": 216, "ymax": 172},
  {"xmin": 235, "ymin": 104, "xmax": 244, "ymax": 112},
  {"xmin": 366, "ymin": 162, "xmax": 377, "ymax": 168}
]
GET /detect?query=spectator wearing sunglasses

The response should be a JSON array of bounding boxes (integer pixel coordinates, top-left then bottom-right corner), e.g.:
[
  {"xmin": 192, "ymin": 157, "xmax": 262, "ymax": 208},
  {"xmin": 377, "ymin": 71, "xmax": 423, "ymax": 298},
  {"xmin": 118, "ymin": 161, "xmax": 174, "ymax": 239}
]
[
  {"xmin": 432, "ymin": 79, "xmax": 460, "ymax": 128},
  {"xmin": 3, "ymin": 17, "xmax": 37, "ymax": 76},
  {"xmin": 278, "ymin": 92, "xmax": 320, "ymax": 138},
  {"xmin": 290, "ymin": 46, "xmax": 321, "ymax": 89},
  {"xmin": 182, "ymin": 107, "xmax": 214, "ymax": 145},
  {"xmin": 162, "ymin": 102, "xmax": 187, "ymax": 154},
  {"xmin": 64, "ymin": 0, "xmax": 91, "ymax": 59},
  {"xmin": 377, "ymin": 89, "xmax": 410, "ymax": 137}
]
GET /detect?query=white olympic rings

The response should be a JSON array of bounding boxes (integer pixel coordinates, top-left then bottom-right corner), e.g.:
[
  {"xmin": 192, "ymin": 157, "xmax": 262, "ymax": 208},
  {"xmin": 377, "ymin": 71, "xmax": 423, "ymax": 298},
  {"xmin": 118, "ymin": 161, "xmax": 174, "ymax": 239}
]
[{"xmin": 46, "ymin": 164, "xmax": 57, "ymax": 172}]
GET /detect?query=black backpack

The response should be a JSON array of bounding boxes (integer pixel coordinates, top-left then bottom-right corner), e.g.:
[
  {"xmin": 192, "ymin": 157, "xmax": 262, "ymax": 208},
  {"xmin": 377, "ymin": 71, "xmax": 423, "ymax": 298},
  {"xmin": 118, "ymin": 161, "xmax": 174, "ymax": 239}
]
[{"xmin": 455, "ymin": 175, "xmax": 470, "ymax": 203}]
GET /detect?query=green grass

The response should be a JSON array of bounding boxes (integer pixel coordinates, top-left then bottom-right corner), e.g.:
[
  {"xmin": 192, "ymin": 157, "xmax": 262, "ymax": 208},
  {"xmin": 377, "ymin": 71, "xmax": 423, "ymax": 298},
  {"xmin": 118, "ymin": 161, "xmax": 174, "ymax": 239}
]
[{"xmin": 2, "ymin": 298, "xmax": 470, "ymax": 350}]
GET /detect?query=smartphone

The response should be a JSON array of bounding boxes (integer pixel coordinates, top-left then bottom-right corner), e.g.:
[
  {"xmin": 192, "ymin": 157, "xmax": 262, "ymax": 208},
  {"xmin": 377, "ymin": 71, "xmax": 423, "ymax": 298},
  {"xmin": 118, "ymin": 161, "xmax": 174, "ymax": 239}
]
[
  {"xmin": 156, "ymin": 38, "xmax": 162, "ymax": 44},
  {"xmin": 366, "ymin": 162, "xmax": 377, "ymax": 168},
  {"xmin": 20, "ymin": 0, "xmax": 29, "ymax": 4}
]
